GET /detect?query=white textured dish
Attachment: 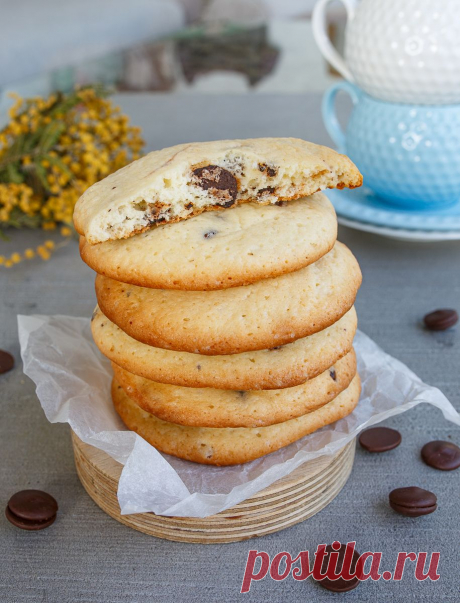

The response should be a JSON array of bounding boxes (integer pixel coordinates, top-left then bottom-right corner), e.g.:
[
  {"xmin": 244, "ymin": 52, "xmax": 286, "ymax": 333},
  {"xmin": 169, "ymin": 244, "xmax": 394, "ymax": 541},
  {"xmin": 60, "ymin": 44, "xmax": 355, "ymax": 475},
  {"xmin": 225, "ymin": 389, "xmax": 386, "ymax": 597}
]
[{"xmin": 313, "ymin": 0, "xmax": 460, "ymax": 105}]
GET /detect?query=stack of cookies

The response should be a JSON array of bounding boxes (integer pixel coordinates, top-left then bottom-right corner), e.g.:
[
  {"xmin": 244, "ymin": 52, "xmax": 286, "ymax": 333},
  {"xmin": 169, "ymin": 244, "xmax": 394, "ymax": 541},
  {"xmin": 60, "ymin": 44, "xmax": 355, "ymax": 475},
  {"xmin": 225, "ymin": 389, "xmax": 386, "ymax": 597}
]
[{"xmin": 74, "ymin": 138, "xmax": 363, "ymax": 466}]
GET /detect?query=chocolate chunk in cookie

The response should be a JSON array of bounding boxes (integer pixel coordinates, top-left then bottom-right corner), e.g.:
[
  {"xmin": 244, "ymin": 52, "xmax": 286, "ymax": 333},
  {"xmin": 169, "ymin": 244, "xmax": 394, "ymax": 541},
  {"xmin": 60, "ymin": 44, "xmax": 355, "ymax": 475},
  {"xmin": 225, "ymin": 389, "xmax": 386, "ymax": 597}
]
[
  {"xmin": 258, "ymin": 163, "xmax": 278, "ymax": 177},
  {"xmin": 192, "ymin": 165, "xmax": 238, "ymax": 205},
  {"xmin": 258, "ymin": 186, "xmax": 275, "ymax": 197}
]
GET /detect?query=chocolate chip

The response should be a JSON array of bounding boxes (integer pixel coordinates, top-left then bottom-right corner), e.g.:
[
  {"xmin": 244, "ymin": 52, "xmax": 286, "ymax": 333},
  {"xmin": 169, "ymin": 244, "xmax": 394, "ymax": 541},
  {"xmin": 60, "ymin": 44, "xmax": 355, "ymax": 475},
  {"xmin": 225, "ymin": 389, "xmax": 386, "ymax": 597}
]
[
  {"xmin": 329, "ymin": 369, "xmax": 337, "ymax": 381},
  {"xmin": 6, "ymin": 490, "xmax": 58, "ymax": 531},
  {"xmin": 192, "ymin": 165, "xmax": 238, "ymax": 204},
  {"xmin": 389, "ymin": 486, "xmax": 437, "ymax": 517},
  {"xmin": 196, "ymin": 364, "xmax": 201, "ymax": 371},
  {"xmin": 424, "ymin": 309, "xmax": 458, "ymax": 331},
  {"xmin": 315, "ymin": 543, "xmax": 361, "ymax": 592},
  {"xmin": 0, "ymin": 350, "xmax": 14, "ymax": 374},
  {"xmin": 359, "ymin": 427, "xmax": 401, "ymax": 453},
  {"xmin": 204, "ymin": 230, "xmax": 217, "ymax": 239},
  {"xmin": 257, "ymin": 186, "xmax": 275, "ymax": 197},
  {"xmin": 258, "ymin": 163, "xmax": 277, "ymax": 177},
  {"xmin": 185, "ymin": 202, "xmax": 193, "ymax": 210},
  {"xmin": 236, "ymin": 391, "xmax": 246, "ymax": 397},
  {"xmin": 421, "ymin": 440, "xmax": 460, "ymax": 471},
  {"xmin": 219, "ymin": 199, "xmax": 237, "ymax": 208},
  {"xmin": 146, "ymin": 206, "xmax": 160, "ymax": 219}
]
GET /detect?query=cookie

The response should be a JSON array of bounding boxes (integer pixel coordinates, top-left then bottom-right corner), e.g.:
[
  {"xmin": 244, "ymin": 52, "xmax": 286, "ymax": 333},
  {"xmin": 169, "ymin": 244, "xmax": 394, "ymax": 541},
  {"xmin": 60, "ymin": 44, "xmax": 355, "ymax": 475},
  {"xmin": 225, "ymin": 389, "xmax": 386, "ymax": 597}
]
[
  {"xmin": 112, "ymin": 374, "xmax": 361, "ymax": 465},
  {"xmin": 92, "ymin": 305, "xmax": 357, "ymax": 390},
  {"xmin": 80, "ymin": 193, "xmax": 337, "ymax": 290},
  {"xmin": 95, "ymin": 242, "xmax": 361, "ymax": 355},
  {"xmin": 73, "ymin": 138, "xmax": 362, "ymax": 244},
  {"xmin": 112, "ymin": 348, "xmax": 356, "ymax": 428}
]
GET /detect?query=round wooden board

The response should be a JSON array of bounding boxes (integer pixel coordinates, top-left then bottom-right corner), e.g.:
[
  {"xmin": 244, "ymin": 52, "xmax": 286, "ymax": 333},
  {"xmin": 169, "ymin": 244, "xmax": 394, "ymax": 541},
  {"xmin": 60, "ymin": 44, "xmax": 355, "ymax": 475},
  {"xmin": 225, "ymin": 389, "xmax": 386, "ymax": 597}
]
[{"xmin": 72, "ymin": 432, "xmax": 355, "ymax": 544}]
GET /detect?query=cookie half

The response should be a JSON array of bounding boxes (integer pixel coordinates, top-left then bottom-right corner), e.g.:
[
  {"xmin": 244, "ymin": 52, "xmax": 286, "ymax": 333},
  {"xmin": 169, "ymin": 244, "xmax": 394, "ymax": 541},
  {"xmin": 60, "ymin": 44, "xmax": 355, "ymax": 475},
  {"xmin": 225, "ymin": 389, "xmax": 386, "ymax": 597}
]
[
  {"xmin": 91, "ymin": 306, "xmax": 357, "ymax": 390},
  {"xmin": 112, "ymin": 374, "xmax": 361, "ymax": 465},
  {"xmin": 95, "ymin": 241, "xmax": 361, "ymax": 355},
  {"xmin": 74, "ymin": 138, "xmax": 362, "ymax": 244},
  {"xmin": 112, "ymin": 348, "xmax": 356, "ymax": 428},
  {"xmin": 80, "ymin": 193, "xmax": 337, "ymax": 290}
]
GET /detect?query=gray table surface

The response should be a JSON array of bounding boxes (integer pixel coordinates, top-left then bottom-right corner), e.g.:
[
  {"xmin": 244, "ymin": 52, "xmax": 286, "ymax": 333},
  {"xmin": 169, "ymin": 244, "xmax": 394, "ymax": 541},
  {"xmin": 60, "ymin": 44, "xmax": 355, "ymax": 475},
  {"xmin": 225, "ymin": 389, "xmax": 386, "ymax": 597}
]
[{"xmin": 1, "ymin": 93, "xmax": 459, "ymax": 603}]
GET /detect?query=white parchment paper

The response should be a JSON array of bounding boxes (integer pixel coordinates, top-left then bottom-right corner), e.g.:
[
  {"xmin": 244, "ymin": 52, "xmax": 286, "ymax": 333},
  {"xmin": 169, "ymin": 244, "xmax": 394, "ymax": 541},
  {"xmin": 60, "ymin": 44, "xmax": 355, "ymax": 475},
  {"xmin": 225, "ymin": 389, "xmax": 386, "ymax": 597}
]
[{"xmin": 18, "ymin": 314, "xmax": 460, "ymax": 518}]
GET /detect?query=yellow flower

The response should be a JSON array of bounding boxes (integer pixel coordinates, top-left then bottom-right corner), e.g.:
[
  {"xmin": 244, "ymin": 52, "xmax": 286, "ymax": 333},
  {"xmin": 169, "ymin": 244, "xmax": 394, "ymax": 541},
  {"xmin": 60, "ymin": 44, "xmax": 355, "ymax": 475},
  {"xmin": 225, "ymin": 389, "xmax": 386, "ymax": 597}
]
[
  {"xmin": 0, "ymin": 87, "xmax": 144, "ymax": 245},
  {"xmin": 10, "ymin": 252, "xmax": 22, "ymax": 264},
  {"xmin": 37, "ymin": 247, "xmax": 51, "ymax": 260},
  {"xmin": 0, "ymin": 255, "xmax": 5, "ymax": 265},
  {"xmin": 44, "ymin": 240, "xmax": 55, "ymax": 250},
  {"xmin": 4, "ymin": 260, "xmax": 13, "ymax": 268},
  {"xmin": 24, "ymin": 248, "xmax": 35, "ymax": 259}
]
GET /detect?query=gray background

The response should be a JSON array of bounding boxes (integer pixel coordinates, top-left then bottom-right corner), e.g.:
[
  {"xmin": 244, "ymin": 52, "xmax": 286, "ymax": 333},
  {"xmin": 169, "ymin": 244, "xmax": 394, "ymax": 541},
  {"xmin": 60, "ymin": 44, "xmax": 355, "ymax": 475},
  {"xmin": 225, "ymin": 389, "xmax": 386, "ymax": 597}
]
[{"xmin": 1, "ymin": 94, "xmax": 459, "ymax": 602}]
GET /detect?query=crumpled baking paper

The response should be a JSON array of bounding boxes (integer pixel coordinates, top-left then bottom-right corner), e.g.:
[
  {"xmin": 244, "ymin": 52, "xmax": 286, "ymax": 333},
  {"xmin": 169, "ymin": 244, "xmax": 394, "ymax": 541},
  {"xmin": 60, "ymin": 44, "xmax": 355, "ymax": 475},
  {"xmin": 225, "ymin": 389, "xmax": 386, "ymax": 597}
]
[{"xmin": 18, "ymin": 314, "xmax": 460, "ymax": 518}]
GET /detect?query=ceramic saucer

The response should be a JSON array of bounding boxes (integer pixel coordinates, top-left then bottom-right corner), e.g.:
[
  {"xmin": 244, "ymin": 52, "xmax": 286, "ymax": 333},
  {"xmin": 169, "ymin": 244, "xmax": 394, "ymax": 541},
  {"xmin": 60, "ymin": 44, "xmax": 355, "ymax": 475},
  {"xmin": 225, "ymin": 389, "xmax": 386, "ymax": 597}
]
[
  {"xmin": 325, "ymin": 186, "xmax": 460, "ymax": 232},
  {"xmin": 338, "ymin": 216, "xmax": 460, "ymax": 242}
]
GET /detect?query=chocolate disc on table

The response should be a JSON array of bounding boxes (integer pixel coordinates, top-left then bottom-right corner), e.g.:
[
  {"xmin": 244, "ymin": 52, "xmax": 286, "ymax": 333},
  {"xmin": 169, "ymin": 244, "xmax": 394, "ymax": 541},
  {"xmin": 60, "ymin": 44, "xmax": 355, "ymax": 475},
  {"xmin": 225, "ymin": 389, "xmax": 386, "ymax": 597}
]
[
  {"xmin": 359, "ymin": 427, "xmax": 401, "ymax": 452},
  {"xmin": 5, "ymin": 490, "xmax": 58, "ymax": 531},
  {"xmin": 423, "ymin": 309, "xmax": 458, "ymax": 331},
  {"xmin": 421, "ymin": 440, "xmax": 460, "ymax": 471},
  {"xmin": 389, "ymin": 486, "xmax": 437, "ymax": 517},
  {"xmin": 315, "ymin": 543, "xmax": 361, "ymax": 593},
  {"xmin": 0, "ymin": 350, "xmax": 14, "ymax": 374}
]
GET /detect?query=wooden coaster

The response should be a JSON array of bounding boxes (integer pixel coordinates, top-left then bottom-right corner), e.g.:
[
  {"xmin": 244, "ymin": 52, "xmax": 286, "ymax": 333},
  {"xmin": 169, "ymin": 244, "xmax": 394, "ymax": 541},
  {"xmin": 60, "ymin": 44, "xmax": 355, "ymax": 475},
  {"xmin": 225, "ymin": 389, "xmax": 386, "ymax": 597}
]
[{"xmin": 72, "ymin": 432, "xmax": 355, "ymax": 543}]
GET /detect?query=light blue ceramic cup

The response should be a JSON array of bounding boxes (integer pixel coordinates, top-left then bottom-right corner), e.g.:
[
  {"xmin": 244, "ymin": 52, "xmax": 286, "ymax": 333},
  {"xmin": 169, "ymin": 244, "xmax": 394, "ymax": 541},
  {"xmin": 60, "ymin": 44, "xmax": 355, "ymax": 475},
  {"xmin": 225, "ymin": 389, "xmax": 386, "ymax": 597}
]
[{"xmin": 322, "ymin": 81, "xmax": 460, "ymax": 209}]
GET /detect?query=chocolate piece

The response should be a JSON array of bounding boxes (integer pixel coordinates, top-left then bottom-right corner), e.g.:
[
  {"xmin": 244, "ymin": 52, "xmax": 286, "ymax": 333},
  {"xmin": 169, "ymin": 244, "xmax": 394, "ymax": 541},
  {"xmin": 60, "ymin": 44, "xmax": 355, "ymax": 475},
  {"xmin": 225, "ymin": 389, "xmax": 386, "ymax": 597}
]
[
  {"xmin": 257, "ymin": 186, "xmax": 275, "ymax": 197},
  {"xmin": 389, "ymin": 487, "xmax": 437, "ymax": 517},
  {"xmin": 0, "ymin": 350, "xmax": 14, "ymax": 374},
  {"xmin": 329, "ymin": 369, "xmax": 337, "ymax": 381},
  {"xmin": 423, "ymin": 309, "xmax": 458, "ymax": 331},
  {"xmin": 6, "ymin": 490, "xmax": 58, "ymax": 531},
  {"xmin": 421, "ymin": 440, "xmax": 460, "ymax": 471},
  {"xmin": 204, "ymin": 230, "xmax": 217, "ymax": 239},
  {"xmin": 192, "ymin": 165, "xmax": 238, "ymax": 204},
  {"xmin": 219, "ymin": 199, "xmax": 237, "ymax": 208},
  {"xmin": 315, "ymin": 543, "xmax": 361, "ymax": 592},
  {"xmin": 359, "ymin": 427, "xmax": 401, "ymax": 453},
  {"xmin": 258, "ymin": 163, "xmax": 278, "ymax": 177}
]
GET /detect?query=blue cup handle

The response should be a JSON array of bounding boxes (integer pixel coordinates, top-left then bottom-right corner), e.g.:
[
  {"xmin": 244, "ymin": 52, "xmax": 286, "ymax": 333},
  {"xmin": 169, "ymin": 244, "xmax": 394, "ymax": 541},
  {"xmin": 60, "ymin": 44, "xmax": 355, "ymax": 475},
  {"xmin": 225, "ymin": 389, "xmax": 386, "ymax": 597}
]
[{"xmin": 322, "ymin": 81, "xmax": 362, "ymax": 153}]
